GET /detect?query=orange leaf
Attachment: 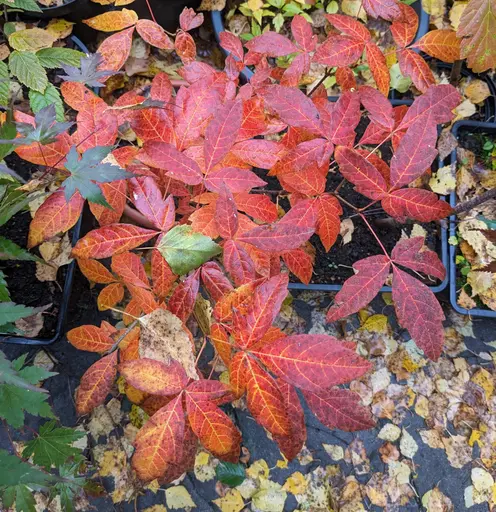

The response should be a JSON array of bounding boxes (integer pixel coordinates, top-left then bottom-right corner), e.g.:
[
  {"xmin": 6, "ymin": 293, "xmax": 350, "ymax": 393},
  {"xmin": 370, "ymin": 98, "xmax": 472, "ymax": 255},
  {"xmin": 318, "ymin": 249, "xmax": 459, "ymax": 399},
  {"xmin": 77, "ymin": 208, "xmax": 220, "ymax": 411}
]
[
  {"xmin": 210, "ymin": 323, "xmax": 232, "ymax": 366},
  {"xmin": 67, "ymin": 324, "xmax": 115, "ymax": 353},
  {"xmin": 14, "ymin": 133, "xmax": 71, "ymax": 170},
  {"xmin": 229, "ymin": 351, "xmax": 248, "ymax": 398},
  {"xmin": 390, "ymin": 3, "xmax": 418, "ymax": 48},
  {"xmin": 124, "ymin": 299, "xmax": 142, "ymax": 325},
  {"xmin": 175, "ymin": 30, "xmax": 196, "ymax": 64},
  {"xmin": 72, "ymin": 224, "xmax": 157, "ymax": 259},
  {"xmin": 77, "ymin": 258, "xmax": 115, "ymax": 284},
  {"xmin": 186, "ymin": 380, "xmax": 233, "ymax": 405},
  {"xmin": 72, "ymin": 95, "xmax": 118, "ymax": 152},
  {"xmin": 119, "ymin": 326, "xmax": 140, "ymax": 362},
  {"xmin": 200, "ymin": 261, "xmax": 234, "ymax": 302},
  {"xmin": 120, "ymin": 358, "xmax": 189, "ymax": 395},
  {"xmin": 111, "ymin": 251, "xmax": 149, "ymax": 289},
  {"xmin": 213, "ymin": 279, "xmax": 262, "ymax": 323},
  {"xmin": 97, "ymin": 27, "xmax": 134, "ymax": 75},
  {"xmin": 315, "ymin": 194, "xmax": 342, "ymax": 252},
  {"xmin": 365, "ymin": 42, "xmax": 390, "ymax": 96},
  {"xmin": 89, "ymin": 181, "xmax": 127, "ymax": 226},
  {"xmin": 282, "ymin": 248, "xmax": 314, "ymax": 285},
  {"xmin": 76, "ymin": 352, "xmax": 117, "ymax": 415},
  {"xmin": 28, "ymin": 190, "xmax": 84, "ymax": 248},
  {"xmin": 151, "ymin": 245, "xmax": 177, "ymax": 299},
  {"xmin": 136, "ymin": 19, "xmax": 174, "ymax": 50},
  {"xmin": 98, "ymin": 283, "xmax": 125, "ymax": 311},
  {"xmin": 60, "ymin": 82, "xmax": 96, "ymax": 111},
  {"xmin": 242, "ymin": 273, "xmax": 289, "ymax": 348},
  {"xmin": 245, "ymin": 356, "xmax": 291, "ymax": 436},
  {"xmin": 83, "ymin": 8, "xmax": 138, "ymax": 32},
  {"xmin": 186, "ymin": 396, "xmax": 241, "ymax": 461},
  {"xmin": 133, "ymin": 395, "xmax": 185, "ymax": 481},
  {"xmin": 412, "ymin": 29, "xmax": 461, "ymax": 63},
  {"xmin": 273, "ymin": 381, "xmax": 306, "ymax": 460},
  {"xmin": 397, "ymin": 49, "xmax": 435, "ymax": 93},
  {"xmin": 127, "ymin": 285, "xmax": 159, "ymax": 314}
]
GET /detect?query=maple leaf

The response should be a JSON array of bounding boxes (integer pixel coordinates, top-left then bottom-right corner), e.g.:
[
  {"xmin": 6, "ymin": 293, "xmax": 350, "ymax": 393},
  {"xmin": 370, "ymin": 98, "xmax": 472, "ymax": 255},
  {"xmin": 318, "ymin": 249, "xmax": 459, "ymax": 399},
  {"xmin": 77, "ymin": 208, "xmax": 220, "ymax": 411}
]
[
  {"xmin": 58, "ymin": 53, "xmax": 117, "ymax": 88},
  {"xmin": 457, "ymin": 0, "xmax": 496, "ymax": 72},
  {"xmin": 11, "ymin": 105, "xmax": 72, "ymax": 146},
  {"xmin": 62, "ymin": 146, "xmax": 132, "ymax": 206}
]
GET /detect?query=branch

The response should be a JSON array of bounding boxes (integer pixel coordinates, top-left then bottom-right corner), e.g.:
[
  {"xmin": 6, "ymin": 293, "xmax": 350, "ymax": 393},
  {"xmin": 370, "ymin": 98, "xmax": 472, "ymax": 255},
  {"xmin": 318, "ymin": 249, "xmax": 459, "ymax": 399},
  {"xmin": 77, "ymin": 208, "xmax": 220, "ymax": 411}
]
[{"xmin": 453, "ymin": 187, "xmax": 496, "ymax": 214}]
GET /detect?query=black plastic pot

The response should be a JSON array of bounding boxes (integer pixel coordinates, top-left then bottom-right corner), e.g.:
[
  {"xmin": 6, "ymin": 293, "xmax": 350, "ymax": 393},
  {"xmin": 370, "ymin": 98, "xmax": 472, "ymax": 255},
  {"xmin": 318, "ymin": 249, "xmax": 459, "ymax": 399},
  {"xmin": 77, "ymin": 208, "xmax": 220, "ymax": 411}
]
[
  {"xmin": 25, "ymin": 0, "xmax": 104, "ymax": 21},
  {"xmin": 212, "ymin": 1, "xmax": 430, "ymax": 83},
  {"xmin": 0, "ymin": 36, "xmax": 89, "ymax": 345},
  {"xmin": 448, "ymin": 120, "xmax": 496, "ymax": 318},
  {"xmin": 286, "ymin": 98, "xmax": 449, "ymax": 293}
]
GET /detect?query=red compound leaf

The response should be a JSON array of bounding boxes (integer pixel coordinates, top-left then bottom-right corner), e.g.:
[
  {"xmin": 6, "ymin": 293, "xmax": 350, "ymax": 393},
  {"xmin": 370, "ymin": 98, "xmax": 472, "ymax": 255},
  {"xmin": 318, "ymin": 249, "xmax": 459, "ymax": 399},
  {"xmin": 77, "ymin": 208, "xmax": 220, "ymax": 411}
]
[
  {"xmin": 96, "ymin": 27, "xmax": 134, "ymax": 75},
  {"xmin": 328, "ymin": 91, "xmax": 361, "ymax": 146},
  {"xmin": 291, "ymin": 14, "xmax": 317, "ymax": 51},
  {"xmin": 382, "ymin": 188, "xmax": 452, "ymax": 222},
  {"xmin": 258, "ymin": 84, "xmax": 324, "ymax": 136},
  {"xmin": 327, "ymin": 255, "xmax": 390, "ymax": 322},
  {"xmin": 179, "ymin": 7, "xmax": 203, "ymax": 31},
  {"xmin": 389, "ymin": 117, "xmax": 438, "ymax": 189},
  {"xmin": 72, "ymin": 224, "xmax": 157, "ymax": 259},
  {"xmin": 175, "ymin": 30, "xmax": 196, "ymax": 64},
  {"xmin": 204, "ymin": 167, "xmax": 267, "ymax": 194},
  {"xmin": 303, "ymin": 388, "xmax": 375, "ymax": 431},
  {"xmin": 234, "ymin": 193, "xmax": 278, "ymax": 223},
  {"xmin": 67, "ymin": 325, "xmax": 115, "ymax": 353},
  {"xmin": 365, "ymin": 42, "xmax": 390, "ymax": 96},
  {"xmin": 136, "ymin": 19, "xmax": 174, "ymax": 50},
  {"xmin": 313, "ymin": 35, "xmax": 364, "ymax": 67},
  {"xmin": 120, "ymin": 358, "xmax": 189, "ymax": 396},
  {"xmin": 77, "ymin": 258, "xmax": 115, "ymax": 284},
  {"xmin": 204, "ymin": 100, "xmax": 243, "ymax": 172},
  {"xmin": 244, "ymin": 356, "xmax": 291, "ymax": 436},
  {"xmin": 210, "ymin": 323, "xmax": 232, "ymax": 366},
  {"xmin": 89, "ymin": 181, "xmax": 127, "ymax": 227},
  {"xmin": 244, "ymin": 31, "xmax": 298, "ymax": 56},
  {"xmin": 335, "ymin": 146, "xmax": 388, "ymax": 200},
  {"xmin": 362, "ymin": 0, "xmax": 401, "ymax": 20},
  {"xmin": 76, "ymin": 352, "xmax": 118, "ymax": 415},
  {"xmin": 220, "ymin": 31, "xmax": 244, "ymax": 61},
  {"xmin": 315, "ymin": 194, "xmax": 342, "ymax": 252},
  {"xmin": 98, "ymin": 283, "xmax": 125, "ymax": 311},
  {"xmin": 236, "ymin": 222, "xmax": 314, "ymax": 252},
  {"xmin": 201, "ymin": 261, "xmax": 234, "ymax": 302},
  {"xmin": 412, "ymin": 30, "xmax": 461, "ymax": 63},
  {"xmin": 223, "ymin": 239, "xmax": 257, "ymax": 287},
  {"xmin": 215, "ymin": 183, "xmax": 239, "ymax": 240},
  {"xmin": 397, "ymin": 49, "xmax": 435, "ymax": 93},
  {"xmin": 151, "ymin": 246, "xmax": 177, "ymax": 300},
  {"xmin": 231, "ymin": 140, "xmax": 286, "ymax": 169},
  {"xmin": 391, "ymin": 236, "xmax": 446, "ymax": 280},
  {"xmin": 326, "ymin": 14, "xmax": 371, "ymax": 42},
  {"xmin": 282, "ymin": 248, "xmax": 314, "ymax": 285},
  {"xmin": 254, "ymin": 334, "xmax": 371, "ymax": 392},
  {"xmin": 129, "ymin": 177, "xmax": 176, "ymax": 232},
  {"xmin": 111, "ymin": 251, "xmax": 150, "ymax": 289},
  {"xmin": 168, "ymin": 269, "xmax": 201, "ymax": 322},
  {"xmin": 390, "ymin": 3, "xmax": 419, "ymax": 48},
  {"xmin": 185, "ymin": 396, "xmax": 240, "ymax": 461},
  {"xmin": 392, "ymin": 266, "xmax": 445, "ymax": 360},
  {"xmin": 359, "ymin": 85, "xmax": 394, "ymax": 131}
]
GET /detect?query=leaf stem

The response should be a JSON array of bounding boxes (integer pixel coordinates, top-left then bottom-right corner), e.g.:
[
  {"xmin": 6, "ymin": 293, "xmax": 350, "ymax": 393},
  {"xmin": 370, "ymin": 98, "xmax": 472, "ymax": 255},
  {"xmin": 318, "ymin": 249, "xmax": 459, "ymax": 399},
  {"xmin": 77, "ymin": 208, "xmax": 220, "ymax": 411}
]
[
  {"xmin": 106, "ymin": 319, "xmax": 139, "ymax": 355},
  {"xmin": 307, "ymin": 68, "xmax": 331, "ymax": 97},
  {"xmin": 359, "ymin": 212, "xmax": 391, "ymax": 259}
]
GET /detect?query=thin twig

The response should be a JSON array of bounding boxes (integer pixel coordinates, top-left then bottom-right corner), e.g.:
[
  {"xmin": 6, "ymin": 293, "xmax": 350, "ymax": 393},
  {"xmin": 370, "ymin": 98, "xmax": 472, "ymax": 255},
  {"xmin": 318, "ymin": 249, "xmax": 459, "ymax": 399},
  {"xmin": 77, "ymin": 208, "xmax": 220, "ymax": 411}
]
[{"xmin": 453, "ymin": 187, "xmax": 496, "ymax": 214}]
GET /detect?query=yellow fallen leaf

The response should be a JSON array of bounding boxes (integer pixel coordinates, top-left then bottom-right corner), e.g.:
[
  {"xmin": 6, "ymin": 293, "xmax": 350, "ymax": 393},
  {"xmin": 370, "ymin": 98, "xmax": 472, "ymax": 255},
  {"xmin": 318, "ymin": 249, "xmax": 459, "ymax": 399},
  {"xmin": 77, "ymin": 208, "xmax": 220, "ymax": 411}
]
[
  {"xmin": 8, "ymin": 28, "xmax": 56, "ymax": 51},
  {"xmin": 246, "ymin": 459, "xmax": 269, "ymax": 480},
  {"xmin": 165, "ymin": 486, "xmax": 196, "ymax": 509},
  {"xmin": 465, "ymin": 79, "xmax": 491, "ymax": 104},
  {"xmin": 194, "ymin": 451, "xmax": 216, "ymax": 482},
  {"xmin": 143, "ymin": 505, "xmax": 166, "ymax": 512},
  {"xmin": 469, "ymin": 429, "xmax": 482, "ymax": 447},
  {"xmin": 429, "ymin": 166, "xmax": 456, "ymax": 194},
  {"xmin": 46, "ymin": 19, "xmax": 74, "ymax": 40},
  {"xmin": 276, "ymin": 455, "xmax": 288, "ymax": 468},
  {"xmin": 213, "ymin": 489, "xmax": 245, "ymax": 512},
  {"xmin": 422, "ymin": 0, "xmax": 445, "ymax": 16},
  {"xmin": 450, "ymin": 1, "xmax": 468, "ymax": 29},
  {"xmin": 471, "ymin": 368, "xmax": 494, "ymax": 400},
  {"xmin": 283, "ymin": 471, "xmax": 307, "ymax": 494},
  {"xmin": 359, "ymin": 314, "xmax": 389, "ymax": 334},
  {"xmin": 252, "ymin": 481, "xmax": 287, "ymax": 512},
  {"xmin": 467, "ymin": 271, "xmax": 494, "ymax": 297}
]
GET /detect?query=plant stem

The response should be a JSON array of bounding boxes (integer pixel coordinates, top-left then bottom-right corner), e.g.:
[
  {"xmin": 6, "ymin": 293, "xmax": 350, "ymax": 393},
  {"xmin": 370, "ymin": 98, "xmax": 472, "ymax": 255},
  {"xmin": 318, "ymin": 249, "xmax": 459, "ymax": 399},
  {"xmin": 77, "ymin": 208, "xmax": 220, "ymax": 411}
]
[
  {"xmin": 106, "ymin": 319, "xmax": 139, "ymax": 355},
  {"xmin": 453, "ymin": 187, "xmax": 496, "ymax": 214},
  {"xmin": 359, "ymin": 212, "xmax": 391, "ymax": 259},
  {"xmin": 449, "ymin": 60, "xmax": 463, "ymax": 86},
  {"xmin": 308, "ymin": 69, "xmax": 331, "ymax": 97}
]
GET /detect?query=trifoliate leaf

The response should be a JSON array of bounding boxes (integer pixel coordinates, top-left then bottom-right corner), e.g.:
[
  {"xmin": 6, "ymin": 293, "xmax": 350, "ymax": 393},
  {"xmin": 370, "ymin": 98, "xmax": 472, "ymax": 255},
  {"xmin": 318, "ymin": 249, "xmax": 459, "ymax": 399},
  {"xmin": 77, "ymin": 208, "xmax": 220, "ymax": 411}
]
[
  {"xmin": 36, "ymin": 47, "xmax": 85, "ymax": 69},
  {"xmin": 62, "ymin": 145, "xmax": 133, "ymax": 205},
  {"xmin": 29, "ymin": 83, "xmax": 65, "ymax": 122},
  {"xmin": 58, "ymin": 53, "xmax": 117, "ymax": 87},
  {"xmin": 158, "ymin": 225, "xmax": 221, "ymax": 276},
  {"xmin": 9, "ymin": 51, "xmax": 47, "ymax": 93},
  {"xmin": 22, "ymin": 420, "xmax": 85, "ymax": 468}
]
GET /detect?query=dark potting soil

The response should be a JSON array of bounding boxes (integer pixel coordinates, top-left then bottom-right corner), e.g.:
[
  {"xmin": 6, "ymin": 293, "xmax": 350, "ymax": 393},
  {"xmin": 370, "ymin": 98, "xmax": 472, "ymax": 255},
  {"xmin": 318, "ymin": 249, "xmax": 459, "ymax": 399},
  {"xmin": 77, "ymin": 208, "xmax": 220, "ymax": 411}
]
[{"xmin": 0, "ymin": 211, "xmax": 66, "ymax": 338}]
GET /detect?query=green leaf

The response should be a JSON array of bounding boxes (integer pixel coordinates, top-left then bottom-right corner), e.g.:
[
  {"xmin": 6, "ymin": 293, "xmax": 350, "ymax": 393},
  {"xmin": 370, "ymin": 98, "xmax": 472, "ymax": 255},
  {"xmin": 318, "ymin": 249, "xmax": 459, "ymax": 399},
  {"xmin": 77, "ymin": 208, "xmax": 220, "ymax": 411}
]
[
  {"xmin": 9, "ymin": 51, "xmax": 47, "ymax": 93},
  {"xmin": 1, "ymin": 0, "xmax": 42, "ymax": 12},
  {"xmin": 0, "ymin": 187, "xmax": 34, "ymax": 227},
  {"xmin": 0, "ymin": 302, "xmax": 34, "ymax": 324},
  {"xmin": 389, "ymin": 63, "xmax": 412, "ymax": 94},
  {"xmin": 11, "ymin": 484, "xmax": 36, "ymax": 512},
  {"xmin": 63, "ymin": 146, "xmax": 133, "ymax": 205},
  {"xmin": 0, "ymin": 236, "xmax": 42, "ymax": 262},
  {"xmin": 215, "ymin": 462, "xmax": 246, "ymax": 487},
  {"xmin": 0, "ymin": 269, "xmax": 10, "ymax": 301},
  {"xmin": 0, "ymin": 112, "xmax": 17, "ymax": 161},
  {"xmin": 483, "ymin": 140, "xmax": 494, "ymax": 150},
  {"xmin": 36, "ymin": 48, "xmax": 85, "ymax": 69},
  {"xmin": 0, "ymin": 450, "xmax": 52, "ymax": 491},
  {"xmin": 158, "ymin": 225, "xmax": 221, "ymax": 276},
  {"xmin": 0, "ymin": 61, "xmax": 10, "ymax": 107},
  {"xmin": 3, "ymin": 22, "xmax": 17, "ymax": 38},
  {"xmin": 22, "ymin": 420, "xmax": 85, "ymax": 468},
  {"xmin": 273, "ymin": 12, "xmax": 284, "ymax": 32},
  {"xmin": 29, "ymin": 83, "xmax": 64, "ymax": 122}
]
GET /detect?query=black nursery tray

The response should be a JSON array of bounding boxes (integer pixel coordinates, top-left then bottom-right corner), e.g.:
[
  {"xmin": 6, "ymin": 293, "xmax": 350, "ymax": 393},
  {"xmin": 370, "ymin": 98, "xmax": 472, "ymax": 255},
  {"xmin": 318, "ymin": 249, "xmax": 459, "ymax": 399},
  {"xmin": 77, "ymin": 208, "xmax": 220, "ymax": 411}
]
[{"xmin": 449, "ymin": 120, "xmax": 496, "ymax": 318}]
